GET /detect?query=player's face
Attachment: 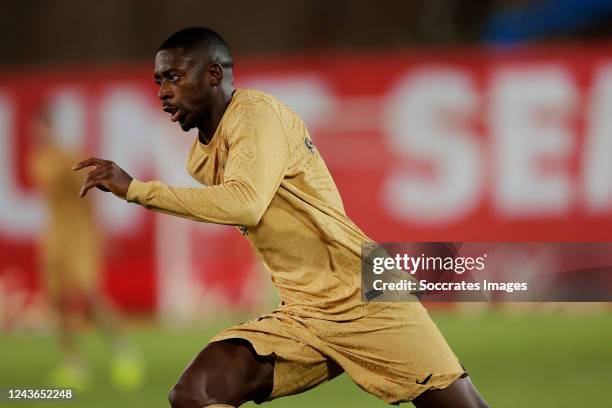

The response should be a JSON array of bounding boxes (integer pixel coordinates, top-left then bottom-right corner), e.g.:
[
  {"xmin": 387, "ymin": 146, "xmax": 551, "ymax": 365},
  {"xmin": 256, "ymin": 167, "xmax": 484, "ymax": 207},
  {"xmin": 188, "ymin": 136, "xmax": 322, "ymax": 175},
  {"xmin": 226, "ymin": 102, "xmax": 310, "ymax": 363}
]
[
  {"xmin": 154, "ymin": 48, "xmax": 212, "ymax": 132},
  {"xmin": 31, "ymin": 113, "xmax": 53, "ymax": 145}
]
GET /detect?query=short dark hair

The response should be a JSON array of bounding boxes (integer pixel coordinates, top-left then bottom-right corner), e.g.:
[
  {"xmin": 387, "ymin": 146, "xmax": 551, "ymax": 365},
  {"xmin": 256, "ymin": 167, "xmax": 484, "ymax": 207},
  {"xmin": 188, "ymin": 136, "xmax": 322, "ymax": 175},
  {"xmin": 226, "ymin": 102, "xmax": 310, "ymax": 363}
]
[{"xmin": 158, "ymin": 26, "xmax": 233, "ymax": 67}]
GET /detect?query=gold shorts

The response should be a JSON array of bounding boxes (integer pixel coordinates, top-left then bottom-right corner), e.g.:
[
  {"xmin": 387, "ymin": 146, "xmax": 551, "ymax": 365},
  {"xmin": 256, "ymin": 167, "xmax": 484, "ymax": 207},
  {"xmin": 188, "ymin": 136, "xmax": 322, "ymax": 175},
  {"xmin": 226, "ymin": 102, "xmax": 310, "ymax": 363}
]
[
  {"xmin": 210, "ymin": 302, "xmax": 465, "ymax": 404},
  {"xmin": 41, "ymin": 226, "xmax": 101, "ymax": 299}
]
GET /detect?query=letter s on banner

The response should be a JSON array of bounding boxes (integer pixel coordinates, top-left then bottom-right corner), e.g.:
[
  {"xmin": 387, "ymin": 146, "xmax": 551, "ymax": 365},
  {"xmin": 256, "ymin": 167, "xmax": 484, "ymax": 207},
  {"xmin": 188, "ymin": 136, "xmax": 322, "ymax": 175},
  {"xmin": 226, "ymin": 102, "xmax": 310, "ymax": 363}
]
[{"xmin": 382, "ymin": 70, "xmax": 481, "ymax": 225}]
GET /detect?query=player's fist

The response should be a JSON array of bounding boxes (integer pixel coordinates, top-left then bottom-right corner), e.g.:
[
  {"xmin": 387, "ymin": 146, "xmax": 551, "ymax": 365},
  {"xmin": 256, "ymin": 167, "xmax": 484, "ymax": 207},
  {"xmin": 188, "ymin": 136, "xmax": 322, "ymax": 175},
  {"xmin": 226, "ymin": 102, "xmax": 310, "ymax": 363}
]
[{"xmin": 72, "ymin": 157, "xmax": 133, "ymax": 199}]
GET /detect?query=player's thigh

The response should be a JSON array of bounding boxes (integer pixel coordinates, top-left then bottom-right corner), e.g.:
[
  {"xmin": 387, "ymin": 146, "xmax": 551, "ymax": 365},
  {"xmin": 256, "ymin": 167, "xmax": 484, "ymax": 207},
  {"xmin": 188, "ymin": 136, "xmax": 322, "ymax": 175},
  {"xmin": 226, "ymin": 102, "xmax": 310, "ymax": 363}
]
[
  {"xmin": 412, "ymin": 376, "xmax": 489, "ymax": 408},
  {"xmin": 170, "ymin": 338, "xmax": 274, "ymax": 406}
]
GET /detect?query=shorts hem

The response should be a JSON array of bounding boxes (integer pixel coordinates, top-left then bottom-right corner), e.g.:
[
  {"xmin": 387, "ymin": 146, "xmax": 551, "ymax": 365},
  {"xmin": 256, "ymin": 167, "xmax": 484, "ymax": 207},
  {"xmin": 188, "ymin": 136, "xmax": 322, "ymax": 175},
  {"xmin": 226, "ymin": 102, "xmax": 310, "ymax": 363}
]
[{"xmin": 391, "ymin": 369, "xmax": 467, "ymax": 404}]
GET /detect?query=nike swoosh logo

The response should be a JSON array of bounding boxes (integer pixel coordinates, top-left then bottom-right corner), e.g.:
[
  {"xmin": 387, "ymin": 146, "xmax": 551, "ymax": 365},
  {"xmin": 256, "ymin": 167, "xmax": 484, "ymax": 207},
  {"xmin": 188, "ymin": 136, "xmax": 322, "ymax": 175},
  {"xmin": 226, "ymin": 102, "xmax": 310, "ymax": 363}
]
[{"xmin": 416, "ymin": 373, "xmax": 433, "ymax": 385}]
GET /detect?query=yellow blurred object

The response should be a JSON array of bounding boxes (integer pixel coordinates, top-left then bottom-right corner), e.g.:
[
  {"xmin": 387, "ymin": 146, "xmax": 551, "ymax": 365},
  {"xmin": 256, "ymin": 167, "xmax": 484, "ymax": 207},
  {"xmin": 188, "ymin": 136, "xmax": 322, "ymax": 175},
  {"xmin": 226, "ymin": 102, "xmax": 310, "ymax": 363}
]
[
  {"xmin": 49, "ymin": 362, "xmax": 90, "ymax": 392},
  {"xmin": 110, "ymin": 350, "xmax": 145, "ymax": 392}
]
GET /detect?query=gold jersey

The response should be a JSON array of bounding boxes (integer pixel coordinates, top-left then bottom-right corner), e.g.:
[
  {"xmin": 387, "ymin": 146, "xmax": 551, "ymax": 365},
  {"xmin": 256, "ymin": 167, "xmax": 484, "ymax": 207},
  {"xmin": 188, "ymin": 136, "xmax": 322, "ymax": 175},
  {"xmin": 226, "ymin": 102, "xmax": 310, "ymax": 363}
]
[
  {"xmin": 127, "ymin": 89, "xmax": 374, "ymax": 316},
  {"xmin": 127, "ymin": 89, "xmax": 465, "ymax": 403},
  {"xmin": 30, "ymin": 146, "xmax": 101, "ymax": 295}
]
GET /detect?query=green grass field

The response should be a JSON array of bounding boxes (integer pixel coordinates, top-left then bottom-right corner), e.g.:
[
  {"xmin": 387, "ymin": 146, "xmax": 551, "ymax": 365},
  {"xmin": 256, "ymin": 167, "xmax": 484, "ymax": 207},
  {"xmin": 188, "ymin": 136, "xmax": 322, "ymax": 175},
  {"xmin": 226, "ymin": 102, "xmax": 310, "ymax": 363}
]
[{"xmin": 1, "ymin": 310, "xmax": 611, "ymax": 407}]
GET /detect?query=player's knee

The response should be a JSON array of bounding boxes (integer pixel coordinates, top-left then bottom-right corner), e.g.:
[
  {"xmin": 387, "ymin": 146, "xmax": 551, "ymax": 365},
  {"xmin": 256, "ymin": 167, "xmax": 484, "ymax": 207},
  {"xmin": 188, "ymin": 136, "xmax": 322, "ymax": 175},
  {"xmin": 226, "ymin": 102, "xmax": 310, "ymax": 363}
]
[
  {"xmin": 168, "ymin": 382, "xmax": 194, "ymax": 408},
  {"xmin": 168, "ymin": 381, "xmax": 223, "ymax": 408},
  {"xmin": 169, "ymin": 371, "xmax": 238, "ymax": 408}
]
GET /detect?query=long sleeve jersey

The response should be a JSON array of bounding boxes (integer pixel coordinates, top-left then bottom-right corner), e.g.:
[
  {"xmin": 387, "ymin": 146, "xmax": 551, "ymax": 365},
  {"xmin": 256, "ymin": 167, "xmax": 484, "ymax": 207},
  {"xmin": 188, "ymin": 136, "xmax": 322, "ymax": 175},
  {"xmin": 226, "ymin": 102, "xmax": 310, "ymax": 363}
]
[{"xmin": 126, "ymin": 89, "xmax": 375, "ymax": 317}]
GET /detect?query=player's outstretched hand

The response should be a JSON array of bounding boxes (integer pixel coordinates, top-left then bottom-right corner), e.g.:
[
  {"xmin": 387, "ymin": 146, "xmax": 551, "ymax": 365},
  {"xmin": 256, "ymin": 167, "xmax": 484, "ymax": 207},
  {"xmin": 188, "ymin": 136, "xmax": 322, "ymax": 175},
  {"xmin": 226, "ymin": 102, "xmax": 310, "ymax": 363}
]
[{"xmin": 72, "ymin": 157, "xmax": 133, "ymax": 199}]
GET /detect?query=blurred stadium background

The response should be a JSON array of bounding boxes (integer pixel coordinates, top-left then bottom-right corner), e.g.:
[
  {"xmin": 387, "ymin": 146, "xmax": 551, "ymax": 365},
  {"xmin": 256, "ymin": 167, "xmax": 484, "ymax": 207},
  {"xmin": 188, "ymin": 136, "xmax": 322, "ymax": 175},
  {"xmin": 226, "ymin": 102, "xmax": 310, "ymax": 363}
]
[{"xmin": 1, "ymin": 0, "xmax": 611, "ymax": 407}]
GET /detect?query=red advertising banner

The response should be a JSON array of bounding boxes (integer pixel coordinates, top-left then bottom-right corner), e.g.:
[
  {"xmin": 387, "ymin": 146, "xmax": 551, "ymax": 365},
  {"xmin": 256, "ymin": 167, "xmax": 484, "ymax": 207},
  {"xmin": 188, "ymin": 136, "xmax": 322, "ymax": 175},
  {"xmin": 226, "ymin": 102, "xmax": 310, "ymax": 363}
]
[{"xmin": 2, "ymin": 45, "xmax": 612, "ymax": 315}]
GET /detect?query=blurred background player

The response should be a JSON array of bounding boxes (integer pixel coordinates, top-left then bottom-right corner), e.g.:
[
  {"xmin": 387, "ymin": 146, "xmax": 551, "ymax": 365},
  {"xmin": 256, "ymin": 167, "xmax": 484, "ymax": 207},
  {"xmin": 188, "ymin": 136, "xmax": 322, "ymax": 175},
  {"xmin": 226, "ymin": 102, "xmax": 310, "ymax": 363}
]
[{"xmin": 28, "ymin": 108, "xmax": 144, "ymax": 391}]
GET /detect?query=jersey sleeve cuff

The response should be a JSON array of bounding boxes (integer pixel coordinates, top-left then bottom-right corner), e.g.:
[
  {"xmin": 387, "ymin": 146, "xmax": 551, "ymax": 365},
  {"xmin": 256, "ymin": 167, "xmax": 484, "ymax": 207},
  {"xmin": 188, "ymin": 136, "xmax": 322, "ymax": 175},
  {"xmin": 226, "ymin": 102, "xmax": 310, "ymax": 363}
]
[{"xmin": 126, "ymin": 179, "xmax": 155, "ymax": 204}]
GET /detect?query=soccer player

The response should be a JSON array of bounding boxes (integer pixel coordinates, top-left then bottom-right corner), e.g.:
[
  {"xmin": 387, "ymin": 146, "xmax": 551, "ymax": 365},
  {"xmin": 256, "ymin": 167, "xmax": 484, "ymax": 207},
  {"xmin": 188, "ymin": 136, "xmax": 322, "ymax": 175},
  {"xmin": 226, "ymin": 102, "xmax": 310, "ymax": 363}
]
[
  {"xmin": 73, "ymin": 27, "xmax": 489, "ymax": 408},
  {"xmin": 31, "ymin": 109, "xmax": 143, "ymax": 391}
]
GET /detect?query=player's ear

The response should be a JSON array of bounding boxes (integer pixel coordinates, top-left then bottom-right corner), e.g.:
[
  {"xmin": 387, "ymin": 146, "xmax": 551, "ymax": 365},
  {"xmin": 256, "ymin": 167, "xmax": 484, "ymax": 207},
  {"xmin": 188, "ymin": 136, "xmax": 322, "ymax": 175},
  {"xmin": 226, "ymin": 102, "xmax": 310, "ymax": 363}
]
[{"xmin": 208, "ymin": 63, "xmax": 223, "ymax": 87}]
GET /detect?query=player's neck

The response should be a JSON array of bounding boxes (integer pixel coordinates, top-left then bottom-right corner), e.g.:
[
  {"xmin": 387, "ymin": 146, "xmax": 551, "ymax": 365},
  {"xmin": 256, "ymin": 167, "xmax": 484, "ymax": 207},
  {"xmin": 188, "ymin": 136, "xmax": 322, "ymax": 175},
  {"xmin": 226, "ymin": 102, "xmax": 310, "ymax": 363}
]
[{"xmin": 197, "ymin": 88, "xmax": 234, "ymax": 145}]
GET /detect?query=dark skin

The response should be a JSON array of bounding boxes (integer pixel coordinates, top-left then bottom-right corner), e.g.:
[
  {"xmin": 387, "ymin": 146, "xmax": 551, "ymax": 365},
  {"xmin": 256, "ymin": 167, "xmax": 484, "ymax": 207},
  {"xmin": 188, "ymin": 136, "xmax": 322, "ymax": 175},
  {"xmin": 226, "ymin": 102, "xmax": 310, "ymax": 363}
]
[
  {"xmin": 72, "ymin": 47, "xmax": 234, "ymax": 196},
  {"xmin": 73, "ymin": 47, "xmax": 489, "ymax": 408}
]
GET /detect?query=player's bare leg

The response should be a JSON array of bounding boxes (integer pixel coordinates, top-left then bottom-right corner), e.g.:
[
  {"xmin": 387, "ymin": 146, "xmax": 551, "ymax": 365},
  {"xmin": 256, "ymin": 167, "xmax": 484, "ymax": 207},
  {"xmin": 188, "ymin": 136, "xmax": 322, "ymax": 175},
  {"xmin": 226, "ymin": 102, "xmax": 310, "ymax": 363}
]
[
  {"xmin": 169, "ymin": 339, "xmax": 274, "ymax": 408},
  {"xmin": 48, "ymin": 289, "xmax": 91, "ymax": 390},
  {"xmin": 55, "ymin": 293, "xmax": 81, "ymax": 363},
  {"xmin": 412, "ymin": 375, "xmax": 489, "ymax": 408},
  {"xmin": 85, "ymin": 291, "xmax": 145, "ymax": 390}
]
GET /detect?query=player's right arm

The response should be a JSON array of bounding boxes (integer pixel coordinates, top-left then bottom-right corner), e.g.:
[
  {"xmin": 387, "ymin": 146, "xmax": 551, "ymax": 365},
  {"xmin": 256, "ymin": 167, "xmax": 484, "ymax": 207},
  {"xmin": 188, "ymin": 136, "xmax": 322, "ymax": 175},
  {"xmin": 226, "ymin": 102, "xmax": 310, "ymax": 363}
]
[
  {"xmin": 74, "ymin": 102, "xmax": 290, "ymax": 227},
  {"xmin": 72, "ymin": 157, "xmax": 133, "ymax": 198}
]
